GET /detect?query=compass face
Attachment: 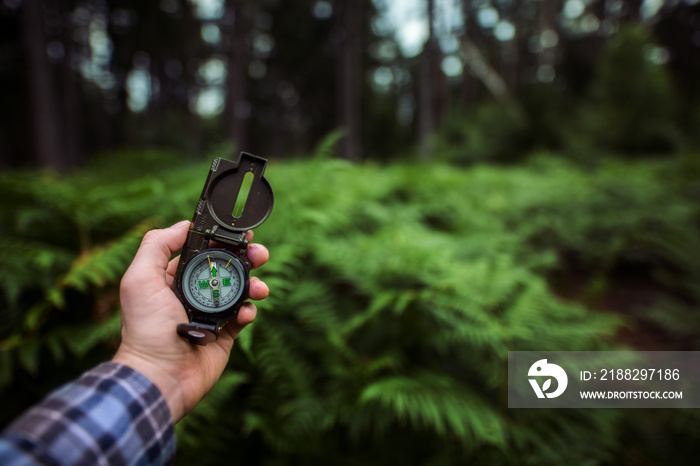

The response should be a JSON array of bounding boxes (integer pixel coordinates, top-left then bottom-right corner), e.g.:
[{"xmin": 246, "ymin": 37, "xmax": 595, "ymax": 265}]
[{"xmin": 181, "ymin": 249, "xmax": 247, "ymax": 314}]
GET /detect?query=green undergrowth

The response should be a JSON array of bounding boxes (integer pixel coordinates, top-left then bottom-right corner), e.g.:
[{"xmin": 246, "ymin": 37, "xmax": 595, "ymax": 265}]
[{"xmin": 1, "ymin": 148, "xmax": 699, "ymax": 465}]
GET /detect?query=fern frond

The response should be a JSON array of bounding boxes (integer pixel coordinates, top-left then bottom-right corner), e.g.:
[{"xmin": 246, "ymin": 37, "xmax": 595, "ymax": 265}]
[
  {"xmin": 59, "ymin": 218, "xmax": 160, "ymax": 292},
  {"xmin": 358, "ymin": 371, "xmax": 506, "ymax": 449},
  {"xmin": 311, "ymin": 128, "xmax": 346, "ymax": 160}
]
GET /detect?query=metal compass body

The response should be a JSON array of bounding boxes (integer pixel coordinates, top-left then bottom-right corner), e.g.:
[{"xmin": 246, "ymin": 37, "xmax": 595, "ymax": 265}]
[
  {"xmin": 172, "ymin": 153, "xmax": 273, "ymax": 346},
  {"xmin": 181, "ymin": 249, "xmax": 247, "ymax": 314}
]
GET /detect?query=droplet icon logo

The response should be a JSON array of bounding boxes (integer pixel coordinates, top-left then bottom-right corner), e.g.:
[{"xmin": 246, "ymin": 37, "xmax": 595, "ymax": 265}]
[{"xmin": 528, "ymin": 359, "xmax": 568, "ymax": 399}]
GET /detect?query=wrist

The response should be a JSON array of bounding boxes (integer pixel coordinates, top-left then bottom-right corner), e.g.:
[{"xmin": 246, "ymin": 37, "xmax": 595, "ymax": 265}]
[{"xmin": 112, "ymin": 347, "xmax": 187, "ymax": 422}]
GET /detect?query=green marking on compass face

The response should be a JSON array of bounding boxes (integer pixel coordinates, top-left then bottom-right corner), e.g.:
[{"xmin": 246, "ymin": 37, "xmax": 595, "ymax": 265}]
[
  {"xmin": 198, "ymin": 280, "xmax": 209, "ymax": 288},
  {"xmin": 213, "ymin": 290, "xmax": 220, "ymax": 298},
  {"xmin": 212, "ymin": 266, "xmax": 217, "ymax": 277},
  {"xmin": 222, "ymin": 277, "xmax": 231, "ymax": 286}
]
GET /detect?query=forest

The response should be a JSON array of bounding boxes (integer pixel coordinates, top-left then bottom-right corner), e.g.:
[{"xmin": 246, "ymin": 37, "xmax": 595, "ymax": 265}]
[{"xmin": 1, "ymin": 0, "xmax": 700, "ymax": 464}]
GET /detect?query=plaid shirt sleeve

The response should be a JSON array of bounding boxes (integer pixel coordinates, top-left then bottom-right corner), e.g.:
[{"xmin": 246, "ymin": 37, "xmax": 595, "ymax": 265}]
[{"xmin": 0, "ymin": 362, "xmax": 176, "ymax": 466}]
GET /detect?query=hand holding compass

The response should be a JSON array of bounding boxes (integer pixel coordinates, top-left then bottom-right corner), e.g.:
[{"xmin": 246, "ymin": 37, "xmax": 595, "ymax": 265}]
[{"xmin": 113, "ymin": 220, "xmax": 269, "ymax": 421}]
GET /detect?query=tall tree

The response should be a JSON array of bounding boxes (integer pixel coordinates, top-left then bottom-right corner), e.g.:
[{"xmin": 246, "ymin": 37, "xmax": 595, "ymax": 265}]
[
  {"xmin": 182, "ymin": 0, "xmax": 203, "ymax": 156},
  {"xmin": 224, "ymin": 0, "xmax": 251, "ymax": 152},
  {"xmin": 22, "ymin": 0, "xmax": 65, "ymax": 170},
  {"xmin": 60, "ymin": 0, "xmax": 83, "ymax": 167},
  {"xmin": 336, "ymin": 0, "xmax": 362, "ymax": 161},
  {"xmin": 419, "ymin": 0, "xmax": 438, "ymax": 159}
]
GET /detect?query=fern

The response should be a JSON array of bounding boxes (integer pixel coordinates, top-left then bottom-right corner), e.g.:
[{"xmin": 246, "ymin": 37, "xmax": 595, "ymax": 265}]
[
  {"xmin": 311, "ymin": 128, "xmax": 346, "ymax": 160},
  {"xmin": 2, "ymin": 151, "xmax": 700, "ymax": 465},
  {"xmin": 358, "ymin": 371, "xmax": 506, "ymax": 448}
]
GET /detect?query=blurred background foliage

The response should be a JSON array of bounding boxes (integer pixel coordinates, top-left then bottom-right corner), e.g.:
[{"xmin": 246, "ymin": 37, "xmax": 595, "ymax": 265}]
[{"xmin": 2, "ymin": 0, "xmax": 700, "ymax": 464}]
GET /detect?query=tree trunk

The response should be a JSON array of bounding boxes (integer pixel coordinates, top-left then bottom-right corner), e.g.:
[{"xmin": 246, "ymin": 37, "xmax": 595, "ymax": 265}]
[
  {"xmin": 538, "ymin": 0, "xmax": 558, "ymax": 72},
  {"xmin": 225, "ymin": 0, "xmax": 250, "ymax": 153},
  {"xmin": 183, "ymin": 0, "xmax": 202, "ymax": 157},
  {"xmin": 336, "ymin": 0, "xmax": 362, "ymax": 161},
  {"xmin": 61, "ymin": 0, "xmax": 83, "ymax": 167},
  {"xmin": 499, "ymin": 18, "xmax": 518, "ymax": 93},
  {"xmin": 22, "ymin": 0, "xmax": 65, "ymax": 170},
  {"xmin": 419, "ymin": 0, "xmax": 437, "ymax": 159},
  {"xmin": 0, "ymin": 120, "xmax": 10, "ymax": 168},
  {"xmin": 461, "ymin": 0, "xmax": 480, "ymax": 111}
]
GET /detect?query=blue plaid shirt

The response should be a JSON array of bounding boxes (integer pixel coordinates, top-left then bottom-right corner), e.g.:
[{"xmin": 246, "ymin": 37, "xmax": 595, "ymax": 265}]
[{"xmin": 0, "ymin": 362, "xmax": 176, "ymax": 465}]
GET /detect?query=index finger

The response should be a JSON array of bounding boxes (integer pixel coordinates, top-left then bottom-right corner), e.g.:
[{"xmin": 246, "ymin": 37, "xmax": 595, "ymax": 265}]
[{"xmin": 247, "ymin": 243, "xmax": 269, "ymax": 270}]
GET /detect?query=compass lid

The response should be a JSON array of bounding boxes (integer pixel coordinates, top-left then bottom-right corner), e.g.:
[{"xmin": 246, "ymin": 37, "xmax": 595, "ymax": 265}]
[{"xmin": 204, "ymin": 152, "xmax": 274, "ymax": 232}]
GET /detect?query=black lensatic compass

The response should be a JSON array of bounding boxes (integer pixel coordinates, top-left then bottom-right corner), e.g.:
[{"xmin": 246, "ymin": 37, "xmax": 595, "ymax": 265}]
[{"xmin": 172, "ymin": 153, "xmax": 273, "ymax": 345}]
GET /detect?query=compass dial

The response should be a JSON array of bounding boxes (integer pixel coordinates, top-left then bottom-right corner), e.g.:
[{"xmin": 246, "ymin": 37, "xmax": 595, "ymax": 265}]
[{"xmin": 181, "ymin": 249, "xmax": 247, "ymax": 314}]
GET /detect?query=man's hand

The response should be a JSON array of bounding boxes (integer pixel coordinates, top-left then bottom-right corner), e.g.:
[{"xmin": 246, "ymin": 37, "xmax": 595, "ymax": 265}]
[{"xmin": 112, "ymin": 220, "xmax": 269, "ymax": 422}]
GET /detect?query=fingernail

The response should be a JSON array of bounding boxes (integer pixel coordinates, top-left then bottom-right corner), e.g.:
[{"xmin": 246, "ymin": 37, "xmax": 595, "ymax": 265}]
[{"xmin": 170, "ymin": 220, "xmax": 190, "ymax": 230}]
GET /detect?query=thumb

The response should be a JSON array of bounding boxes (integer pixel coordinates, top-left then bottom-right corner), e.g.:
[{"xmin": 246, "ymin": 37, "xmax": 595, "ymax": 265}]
[{"xmin": 131, "ymin": 220, "xmax": 191, "ymax": 275}]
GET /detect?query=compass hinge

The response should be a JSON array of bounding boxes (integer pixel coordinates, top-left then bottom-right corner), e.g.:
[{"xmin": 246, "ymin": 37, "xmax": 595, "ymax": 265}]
[
  {"xmin": 205, "ymin": 225, "xmax": 249, "ymax": 249},
  {"xmin": 204, "ymin": 225, "xmax": 252, "ymax": 271}
]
